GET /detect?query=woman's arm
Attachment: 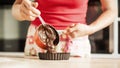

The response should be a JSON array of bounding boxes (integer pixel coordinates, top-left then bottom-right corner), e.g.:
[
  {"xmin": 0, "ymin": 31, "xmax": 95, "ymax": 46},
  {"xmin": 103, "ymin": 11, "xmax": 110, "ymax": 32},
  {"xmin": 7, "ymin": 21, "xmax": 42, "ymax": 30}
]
[
  {"xmin": 89, "ymin": 0, "xmax": 118, "ymax": 34},
  {"xmin": 63, "ymin": 0, "xmax": 118, "ymax": 38},
  {"xmin": 12, "ymin": 0, "xmax": 40, "ymax": 21}
]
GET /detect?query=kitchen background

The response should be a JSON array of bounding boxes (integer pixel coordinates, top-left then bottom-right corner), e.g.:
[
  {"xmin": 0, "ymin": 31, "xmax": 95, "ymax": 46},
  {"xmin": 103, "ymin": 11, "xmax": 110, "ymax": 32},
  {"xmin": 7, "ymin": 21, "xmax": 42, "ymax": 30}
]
[
  {"xmin": 0, "ymin": 0, "xmax": 119, "ymax": 55},
  {"xmin": 0, "ymin": 0, "xmax": 30, "ymax": 52}
]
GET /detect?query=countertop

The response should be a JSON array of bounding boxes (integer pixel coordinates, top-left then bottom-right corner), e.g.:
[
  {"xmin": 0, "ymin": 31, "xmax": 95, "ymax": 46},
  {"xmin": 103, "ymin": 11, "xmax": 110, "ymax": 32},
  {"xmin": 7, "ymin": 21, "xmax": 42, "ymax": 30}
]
[{"xmin": 0, "ymin": 52, "xmax": 120, "ymax": 68}]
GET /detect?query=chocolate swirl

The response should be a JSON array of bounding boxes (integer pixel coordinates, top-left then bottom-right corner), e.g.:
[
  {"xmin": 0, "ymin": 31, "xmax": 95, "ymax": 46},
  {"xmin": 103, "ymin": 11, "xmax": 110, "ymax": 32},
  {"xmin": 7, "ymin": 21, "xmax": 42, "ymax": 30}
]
[{"xmin": 38, "ymin": 24, "xmax": 59, "ymax": 53}]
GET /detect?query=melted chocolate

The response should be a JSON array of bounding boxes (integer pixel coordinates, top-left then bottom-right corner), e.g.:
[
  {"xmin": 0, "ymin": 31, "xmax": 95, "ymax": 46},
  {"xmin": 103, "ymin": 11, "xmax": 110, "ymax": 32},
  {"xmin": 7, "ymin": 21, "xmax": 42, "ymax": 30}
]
[{"xmin": 38, "ymin": 24, "xmax": 59, "ymax": 53}]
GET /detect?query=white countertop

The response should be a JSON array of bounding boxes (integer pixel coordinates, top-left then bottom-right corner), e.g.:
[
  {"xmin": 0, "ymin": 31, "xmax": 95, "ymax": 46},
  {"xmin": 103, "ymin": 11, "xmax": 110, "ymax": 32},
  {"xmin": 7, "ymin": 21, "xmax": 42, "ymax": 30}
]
[{"xmin": 0, "ymin": 52, "xmax": 120, "ymax": 68}]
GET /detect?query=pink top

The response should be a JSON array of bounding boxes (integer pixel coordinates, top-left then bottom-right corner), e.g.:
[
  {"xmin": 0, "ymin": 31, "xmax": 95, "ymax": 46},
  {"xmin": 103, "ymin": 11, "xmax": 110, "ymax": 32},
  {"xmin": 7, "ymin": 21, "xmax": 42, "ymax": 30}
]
[{"xmin": 32, "ymin": 0, "xmax": 88, "ymax": 30}]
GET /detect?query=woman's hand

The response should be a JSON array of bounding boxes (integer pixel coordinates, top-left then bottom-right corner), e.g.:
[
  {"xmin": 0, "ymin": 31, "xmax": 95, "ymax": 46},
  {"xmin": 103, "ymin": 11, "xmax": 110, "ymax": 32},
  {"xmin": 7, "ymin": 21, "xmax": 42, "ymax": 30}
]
[
  {"xmin": 19, "ymin": 0, "xmax": 40, "ymax": 21},
  {"xmin": 61, "ymin": 23, "xmax": 92, "ymax": 39},
  {"xmin": 12, "ymin": 0, "xmax": 40, "ymax": 21}
]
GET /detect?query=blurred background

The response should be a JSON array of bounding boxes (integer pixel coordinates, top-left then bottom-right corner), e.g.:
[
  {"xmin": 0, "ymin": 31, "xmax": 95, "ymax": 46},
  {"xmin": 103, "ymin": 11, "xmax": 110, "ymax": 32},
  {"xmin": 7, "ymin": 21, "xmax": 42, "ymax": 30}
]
[
  {"xmin": 0, "ymin": 0, "xmax": 119, "ymax": 55},
  {"xmin": 0, "ymin": 0, "xmax": 30, "ymax": 52}
]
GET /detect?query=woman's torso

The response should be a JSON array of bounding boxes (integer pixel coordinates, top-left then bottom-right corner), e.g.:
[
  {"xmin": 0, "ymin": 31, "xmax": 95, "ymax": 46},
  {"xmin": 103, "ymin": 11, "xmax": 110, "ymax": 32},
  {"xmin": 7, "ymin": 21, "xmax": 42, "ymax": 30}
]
[{"xmin": 32, "ymin": 0, "xmax": 88, "ymax": 30}]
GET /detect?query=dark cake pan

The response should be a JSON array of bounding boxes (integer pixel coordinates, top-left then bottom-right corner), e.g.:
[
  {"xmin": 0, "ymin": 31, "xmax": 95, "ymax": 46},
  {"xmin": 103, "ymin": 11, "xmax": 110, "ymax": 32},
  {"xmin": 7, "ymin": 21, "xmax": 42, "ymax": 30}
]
[{"xmin": 38, "ymin": 52, "xmax": 70, "ymax": 60}]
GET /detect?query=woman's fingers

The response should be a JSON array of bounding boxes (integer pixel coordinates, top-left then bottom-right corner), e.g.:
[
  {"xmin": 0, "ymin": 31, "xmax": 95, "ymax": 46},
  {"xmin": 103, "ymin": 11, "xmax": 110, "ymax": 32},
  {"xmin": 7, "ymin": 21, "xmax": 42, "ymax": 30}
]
[
  {"xmin": 22, "ymin": 0, "xmax": 31, "ymax": 10},
  {"xmin": 20, "ymin": 4, "xmax": 36, "ymax": 20},
  {"xmin": 31, "ymin": 5, "xmax": 41, "ymax": 16},
  {"xmin": 63, "ymin": 23, "xmax": 89, "ymax": 38},
  {"xmin": 31, "ymin": 2, "xmax": 38, "ymax": 8},
  {"xmin": 66, "ymin": 24, "xmax": 78, "ymax": 33},
  {"xmin": 20, "ymin": 0, "xmax": 40, "ymax": 21},
  {"xmin": 68, "ymin": 30, "xmax": 77, "ymax": 38}
]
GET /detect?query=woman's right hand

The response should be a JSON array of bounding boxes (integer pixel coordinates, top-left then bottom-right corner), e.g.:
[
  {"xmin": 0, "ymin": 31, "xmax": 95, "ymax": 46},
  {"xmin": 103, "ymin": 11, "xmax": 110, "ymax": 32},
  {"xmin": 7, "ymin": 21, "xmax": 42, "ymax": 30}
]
[{"xmin": 19, "ymin": 0, "xmax": 40, "ymax": 21}]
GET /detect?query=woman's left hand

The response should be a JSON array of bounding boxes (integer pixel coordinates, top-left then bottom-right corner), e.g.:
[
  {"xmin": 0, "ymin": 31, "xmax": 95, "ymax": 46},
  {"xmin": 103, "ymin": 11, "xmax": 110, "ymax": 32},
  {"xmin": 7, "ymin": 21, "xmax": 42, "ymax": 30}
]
[{"xmin": 61, "ymin": 23, "xmax": 92, "ymax": 39}]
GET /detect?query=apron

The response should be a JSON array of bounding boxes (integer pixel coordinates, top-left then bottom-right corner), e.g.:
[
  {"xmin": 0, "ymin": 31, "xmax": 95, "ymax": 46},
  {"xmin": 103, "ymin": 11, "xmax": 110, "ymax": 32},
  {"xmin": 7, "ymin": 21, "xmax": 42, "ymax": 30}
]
[{"xmin": 24, "ymin": 24, "xmax": 91, "ymax": 58}]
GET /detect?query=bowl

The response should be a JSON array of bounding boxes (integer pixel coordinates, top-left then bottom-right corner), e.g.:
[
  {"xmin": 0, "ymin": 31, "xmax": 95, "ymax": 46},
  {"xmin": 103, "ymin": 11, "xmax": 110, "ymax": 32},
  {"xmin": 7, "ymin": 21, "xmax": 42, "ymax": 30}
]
[{"xmin": 34, "ymin": 24, "xmax": 59, "ymax": 50}]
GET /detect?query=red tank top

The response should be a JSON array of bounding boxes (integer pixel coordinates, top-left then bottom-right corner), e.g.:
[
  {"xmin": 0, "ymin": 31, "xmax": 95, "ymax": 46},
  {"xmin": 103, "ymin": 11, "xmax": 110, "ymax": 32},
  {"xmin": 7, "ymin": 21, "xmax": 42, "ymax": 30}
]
[{"xmin": 32, "ymin": 0, "xmax": 88, "ymax": 30}]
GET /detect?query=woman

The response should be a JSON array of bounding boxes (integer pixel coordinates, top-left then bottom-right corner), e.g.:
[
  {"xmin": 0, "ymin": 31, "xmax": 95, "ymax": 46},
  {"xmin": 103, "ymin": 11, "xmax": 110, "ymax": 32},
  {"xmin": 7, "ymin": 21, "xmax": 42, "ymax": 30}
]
[{"xmin": 12, "ymin": 0, "xmax": 117, "ymax": 57}]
